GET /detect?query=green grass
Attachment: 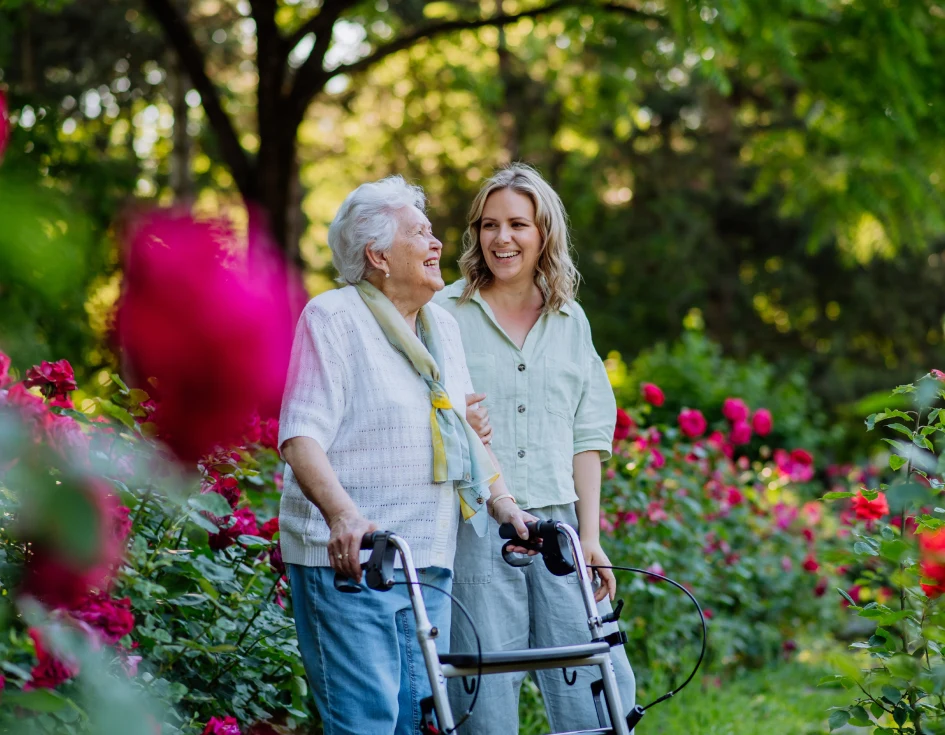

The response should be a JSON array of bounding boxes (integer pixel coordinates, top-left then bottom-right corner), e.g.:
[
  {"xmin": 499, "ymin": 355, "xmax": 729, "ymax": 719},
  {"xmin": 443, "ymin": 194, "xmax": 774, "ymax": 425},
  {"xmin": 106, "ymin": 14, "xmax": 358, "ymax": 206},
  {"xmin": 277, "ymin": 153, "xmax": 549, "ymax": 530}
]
[{"xmin": 519, "ymin": 661, "xmax": 848, "ymax": 735}]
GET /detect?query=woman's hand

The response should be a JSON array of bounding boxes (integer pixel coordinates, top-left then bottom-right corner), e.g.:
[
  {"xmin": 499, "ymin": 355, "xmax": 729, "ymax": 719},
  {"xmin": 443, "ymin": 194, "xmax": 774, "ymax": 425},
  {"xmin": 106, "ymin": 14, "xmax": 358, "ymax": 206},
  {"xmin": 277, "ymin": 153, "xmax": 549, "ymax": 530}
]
[
  {"xmin": 582, "ymin": 539, "xmax": 617, "ymax": 602},
  {"xmin": 492, "ymin": 499, "xmax": 539, "ymax": 554},
  {"xmin": 465, "ymin": 393, "xmax": 493, "ymax": 444},
  {"xmin": 327, "ymin": 509, "xmax": 378, "ymax": 582}
]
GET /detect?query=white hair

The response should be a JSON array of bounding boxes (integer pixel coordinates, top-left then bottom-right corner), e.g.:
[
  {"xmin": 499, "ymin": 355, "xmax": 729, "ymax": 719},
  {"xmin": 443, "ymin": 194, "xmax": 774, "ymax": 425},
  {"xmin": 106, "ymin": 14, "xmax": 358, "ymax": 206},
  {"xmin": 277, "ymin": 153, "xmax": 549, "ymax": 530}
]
[{"xmin": 328, "ymin": 176, "xmax": 426, "ymax": 284}]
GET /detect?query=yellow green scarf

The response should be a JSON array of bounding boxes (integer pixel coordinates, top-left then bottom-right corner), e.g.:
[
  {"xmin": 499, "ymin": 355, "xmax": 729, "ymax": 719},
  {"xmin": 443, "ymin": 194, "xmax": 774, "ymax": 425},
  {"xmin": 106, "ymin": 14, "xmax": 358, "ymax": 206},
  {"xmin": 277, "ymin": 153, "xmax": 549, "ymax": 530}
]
[{"xmin": 356, "ymin": 281, "xmax": 497, "ymax": 536}]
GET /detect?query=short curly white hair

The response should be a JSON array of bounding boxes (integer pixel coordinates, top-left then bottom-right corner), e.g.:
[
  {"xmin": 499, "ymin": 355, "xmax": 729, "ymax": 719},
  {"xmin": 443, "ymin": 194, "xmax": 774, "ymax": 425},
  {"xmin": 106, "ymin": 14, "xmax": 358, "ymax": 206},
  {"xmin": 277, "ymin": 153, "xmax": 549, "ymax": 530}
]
[{"xmin": 328, "ymin": 176, "xmax": 426, "ymax": 285}]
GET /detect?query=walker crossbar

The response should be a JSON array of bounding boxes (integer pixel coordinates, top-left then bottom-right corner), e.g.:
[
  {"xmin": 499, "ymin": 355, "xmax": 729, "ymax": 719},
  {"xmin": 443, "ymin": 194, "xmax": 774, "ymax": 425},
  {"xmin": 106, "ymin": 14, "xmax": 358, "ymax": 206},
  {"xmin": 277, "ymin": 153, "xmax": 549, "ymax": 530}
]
[{"xmin": 337, "ymin": 521, "xmax": 631, "ymax": 735}]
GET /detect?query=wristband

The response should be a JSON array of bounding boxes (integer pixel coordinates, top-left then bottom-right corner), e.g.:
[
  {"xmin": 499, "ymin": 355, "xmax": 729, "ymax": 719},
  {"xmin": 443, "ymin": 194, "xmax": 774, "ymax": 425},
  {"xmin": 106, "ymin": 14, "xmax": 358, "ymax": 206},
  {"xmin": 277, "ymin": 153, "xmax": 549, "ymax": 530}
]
[{"xmin": 488, "ymin": 493, "xmax": 517, "ymax": 518}]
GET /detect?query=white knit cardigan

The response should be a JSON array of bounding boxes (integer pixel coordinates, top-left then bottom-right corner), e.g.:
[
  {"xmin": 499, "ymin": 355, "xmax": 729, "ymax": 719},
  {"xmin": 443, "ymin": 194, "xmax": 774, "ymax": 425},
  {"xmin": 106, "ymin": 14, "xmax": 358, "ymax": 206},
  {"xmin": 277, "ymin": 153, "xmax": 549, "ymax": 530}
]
[{"xmin": 277, "ymin": 286, "xmax": 473, "ymax": 570}]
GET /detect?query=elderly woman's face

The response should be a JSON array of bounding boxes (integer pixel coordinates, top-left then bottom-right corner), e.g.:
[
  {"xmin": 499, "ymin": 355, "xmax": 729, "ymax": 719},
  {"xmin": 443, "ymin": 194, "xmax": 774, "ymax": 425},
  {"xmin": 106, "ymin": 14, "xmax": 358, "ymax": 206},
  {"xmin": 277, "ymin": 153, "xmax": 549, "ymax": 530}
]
[{"xmin": 387, "ymin": 206, "xmax": 444, "ymax": 295}]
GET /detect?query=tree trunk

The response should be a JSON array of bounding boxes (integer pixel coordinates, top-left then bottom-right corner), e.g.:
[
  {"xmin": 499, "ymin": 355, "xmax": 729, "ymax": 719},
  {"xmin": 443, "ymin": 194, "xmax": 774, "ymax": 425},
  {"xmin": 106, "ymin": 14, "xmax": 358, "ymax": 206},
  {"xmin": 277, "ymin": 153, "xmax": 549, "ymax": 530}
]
[
  {"xmin": 253, "ymin": 132, "xmax": 303, "ymax": 268},
  {"xmin": 167, "ymin": 54, "xmax": 193, "ymax": 201}
]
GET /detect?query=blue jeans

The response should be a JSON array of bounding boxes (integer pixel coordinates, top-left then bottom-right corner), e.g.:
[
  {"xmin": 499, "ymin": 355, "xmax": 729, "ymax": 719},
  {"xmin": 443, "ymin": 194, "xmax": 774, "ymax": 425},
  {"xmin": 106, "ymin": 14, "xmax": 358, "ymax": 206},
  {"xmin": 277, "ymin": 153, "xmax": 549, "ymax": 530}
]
[{"xmin": 287, "ymin": 564, "xmax": 453, "ymax": 735}]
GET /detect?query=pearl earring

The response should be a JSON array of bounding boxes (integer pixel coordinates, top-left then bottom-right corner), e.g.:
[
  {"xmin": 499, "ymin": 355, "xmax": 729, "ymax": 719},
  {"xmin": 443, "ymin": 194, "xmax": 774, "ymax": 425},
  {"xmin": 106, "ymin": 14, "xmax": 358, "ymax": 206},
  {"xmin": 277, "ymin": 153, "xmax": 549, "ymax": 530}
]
[{"xmin": 385, "ymin": 271, "xmax": 390, "ymax": 279}]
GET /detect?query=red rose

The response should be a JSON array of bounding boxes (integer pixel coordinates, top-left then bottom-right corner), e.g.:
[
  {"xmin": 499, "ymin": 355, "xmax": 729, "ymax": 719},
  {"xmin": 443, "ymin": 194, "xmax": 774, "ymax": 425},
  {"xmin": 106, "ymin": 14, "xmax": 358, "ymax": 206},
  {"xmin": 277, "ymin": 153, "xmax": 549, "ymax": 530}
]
[
  {"xmin": 613, "ymin": 408, "xmax": 634, "ymax": 441},
  {"xmin": 729, "ymin": 420, "xmax": 752, "ymax": 445},
  {"xmin": 259, "ymin": 418, "xmax": 279, "ymax": 450},
  {"xmin": 203, "ymin": 716, "xmax": 241, "ymax": 735},
  {"xmin": 71, "ymin": 593, "xmax": 135, "ymax": 644},
  {"xmin": 644, "ymin": 562, "xmax": 665, "ymax": 583},
  {"xmin": 751, "ymin": 408, "xmax": 773, "ymax": 436},
  {"xmin": 269, "ymin": 545, "xmax": 285, "ymax": 575},
  {"xmin": 640, "ymin": 383, "xmax": 664, "ymax": 407},
  {"xmin": 259, "ymin": 518, "xmax": 280, "ymax": 541},
  {"xmin": 24, "ymin": 628, "xmax": 79, "ymax": 690},
  {"xmin": 790, "ymin": 448, "xmax": 813, "ymax": 465},
  {"xmin": 726, "ymin": 487, "xmax": 744, "ymax": 505},
  {"xmin": 23, "ymin": 359, "xmax": 77, "ymax": 401},
  {"xmin": 802, "ymin": 528, "xmax": 814, "ymax": 543},
  {"xmin": 0, "ymin": 89, "xmax": 9, "ymax": 164},
  {"xmin": 209, "ymin": 508, "xmax": 260, "ymax": 551},
  {"xmin": 722, "ymin": 397, "xmax": 749, "ymax": 424},
  {"xmin": 116, "ymin": 212, "xmax": 302, "ymax": 463},
  {"xmin": 204, "ymin": 476, "xmax": 241, "ymax": 510},
  {"xmin": 813, "ymin": 577, "xmax": 828, "ymax": 597},
  {"xmin": 851, "ymin": 491, "xmax": 889, "ymax": 521},
  {"xmin": 678, "ymin": 408, "xmax": 707, "ymax": 438},
  {"xmin": 801, "ymin": 553, "xmax": 819, "ymax": 573}
]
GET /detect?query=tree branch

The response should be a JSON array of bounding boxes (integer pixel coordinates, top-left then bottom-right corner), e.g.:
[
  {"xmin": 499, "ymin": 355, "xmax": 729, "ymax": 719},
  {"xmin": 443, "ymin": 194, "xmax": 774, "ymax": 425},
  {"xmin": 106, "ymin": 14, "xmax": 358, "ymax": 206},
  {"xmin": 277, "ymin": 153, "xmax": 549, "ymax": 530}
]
[
  {"xmin": 142, "ymin": 0, "xmax": 254, "ymax": 197},
  {"xmin": 283, "ymin": 0, "xmax": 360, "ymax": 54}
]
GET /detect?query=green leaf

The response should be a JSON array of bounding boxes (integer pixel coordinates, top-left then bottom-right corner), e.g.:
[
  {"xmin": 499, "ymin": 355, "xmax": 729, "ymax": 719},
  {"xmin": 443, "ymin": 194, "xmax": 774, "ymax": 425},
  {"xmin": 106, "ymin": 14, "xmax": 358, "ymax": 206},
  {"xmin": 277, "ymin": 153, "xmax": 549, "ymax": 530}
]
[
  {"xmin": 849, "ymin": 704, "xmax": 871, "ymax": 726},
  {"xmin": 188, "ymin": 510, "xmax": 222, "ymax": 533},
  {"xmin": 870, "ymin": 702, "xmax": 885, "ymax": 718},
  {"xmin": 854, "ymin": 541, "xmax": 879, "ymax": 557},
  {"xmin": 109, "ymin": 372, "xmax": 130, "ymax": 393},
  {"xmin": 2, "ymin": 689, "xmax": 70, "ymax": 713},
  {"xmin": 824, "ymin": 492, "xmax": 855, "ymax": 500},
  {"xmin": 866, "ymin": 413, "xmax": 878, "ymax": 431},
  {"xmin": 887, "ymin": 422, "xmax": 915, "ymax": 438},
  {"xmin": 237, "ymin": 534, "xmax": 271, "ymax": 549},
  {"xmin": 890, "ymin": 455, "xmax": 907, "ymax": 471},
  {"xmin": 828, "ymin": 710, "xmax": 850, "ymax": 731},
  {"xmin": 879, "ymin": 539, "xmax": 910, "ymax": 563},
  {"xmin": 838, "ymin": 588, "xmax": 858, "ymax": 606},
  {"xmin": 882, "ymin": 685, "xmax": 901, "ymax": 704},
  {"xmin": 914, "ymin": 435, "xmax": 934, "ymax": 450},
  {"xmin": 892, "ymin": 384, "xmax": 916, "ymax": 395},
  {"xmin": 188, "ymin": 493, "xmax": 233, "ymax": 518},
  {"xmin": 98, "ymin": 399, "xmax": 137, "ymax": 429}
]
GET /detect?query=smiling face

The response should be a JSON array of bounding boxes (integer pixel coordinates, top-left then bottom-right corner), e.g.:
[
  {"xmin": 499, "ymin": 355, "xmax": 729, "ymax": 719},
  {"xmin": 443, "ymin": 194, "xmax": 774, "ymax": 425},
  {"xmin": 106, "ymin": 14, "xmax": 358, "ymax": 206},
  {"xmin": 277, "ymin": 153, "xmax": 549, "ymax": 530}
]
[
  {"xmin": 479, "ymin": 188, "xmax": 543, "ymax": 287},
  {"xmin": 386, "ymin": 205, "xmax": 445, "ymax": 298}
]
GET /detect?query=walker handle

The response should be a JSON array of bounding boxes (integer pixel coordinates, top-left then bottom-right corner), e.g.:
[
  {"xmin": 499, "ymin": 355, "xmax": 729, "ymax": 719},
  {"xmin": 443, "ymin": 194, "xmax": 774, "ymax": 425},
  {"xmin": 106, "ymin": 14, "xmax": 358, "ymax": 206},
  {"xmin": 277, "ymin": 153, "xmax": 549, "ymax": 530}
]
[{"xmin": 332, "ymin": 531, "xmax": 395, "ymax": 593}]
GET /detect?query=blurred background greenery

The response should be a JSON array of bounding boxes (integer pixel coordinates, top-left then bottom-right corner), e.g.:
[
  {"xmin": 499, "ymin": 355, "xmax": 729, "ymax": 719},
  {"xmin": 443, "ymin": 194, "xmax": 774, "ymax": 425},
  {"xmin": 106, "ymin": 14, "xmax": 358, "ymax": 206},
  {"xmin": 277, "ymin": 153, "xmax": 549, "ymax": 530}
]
[{"xmin": 1, "ymin": 0, "xmax": 944, "ymax": 459}]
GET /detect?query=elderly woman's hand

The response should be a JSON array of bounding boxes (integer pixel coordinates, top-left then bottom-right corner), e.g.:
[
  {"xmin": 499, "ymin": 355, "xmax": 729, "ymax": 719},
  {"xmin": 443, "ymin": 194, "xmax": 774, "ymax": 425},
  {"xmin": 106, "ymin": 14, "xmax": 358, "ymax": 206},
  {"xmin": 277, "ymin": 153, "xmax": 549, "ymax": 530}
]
[
  {"xmin": 465, "ymin": 393, "xmax": 492, "ymax": 445},
  {"xmin": 492, "ymin": 498, "xmax": 540, "ymax": 554},
  {"xmin": 327, "ymin": 509, "xmax": 378, "ymax": 581}
]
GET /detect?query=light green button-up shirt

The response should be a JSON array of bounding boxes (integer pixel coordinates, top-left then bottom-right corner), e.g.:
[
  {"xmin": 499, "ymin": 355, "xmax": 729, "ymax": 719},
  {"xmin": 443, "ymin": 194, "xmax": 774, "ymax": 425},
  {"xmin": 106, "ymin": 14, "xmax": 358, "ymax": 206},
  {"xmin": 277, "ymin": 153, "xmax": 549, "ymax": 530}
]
[{"xmin": 433, "ymin": 279, "xmax": 617, "ymax": 510}]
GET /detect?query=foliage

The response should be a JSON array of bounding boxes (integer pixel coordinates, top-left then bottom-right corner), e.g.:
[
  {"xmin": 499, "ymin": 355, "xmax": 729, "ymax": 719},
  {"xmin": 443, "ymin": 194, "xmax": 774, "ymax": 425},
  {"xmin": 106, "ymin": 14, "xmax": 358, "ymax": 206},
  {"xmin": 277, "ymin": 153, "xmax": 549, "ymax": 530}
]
[
  {"xmin": 821, "ymin": 372, "xmax": 945, "ymax": 734},
  {"xmin": 0, "ymin": 353, "xmax": 313, "ymax": 735},
  {"xmin": 600, "ymin": 383, "xmax": 841, "ymax": 686},
  {"xmin": 607, "ymin": 329, "xmax": 837, "ymax": 457}
]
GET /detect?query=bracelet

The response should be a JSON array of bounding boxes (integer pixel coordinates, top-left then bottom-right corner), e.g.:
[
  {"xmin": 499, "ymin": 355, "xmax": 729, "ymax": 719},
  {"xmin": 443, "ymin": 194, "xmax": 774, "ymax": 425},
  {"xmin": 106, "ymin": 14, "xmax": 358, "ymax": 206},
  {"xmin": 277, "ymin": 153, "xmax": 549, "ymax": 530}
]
[{"xmin": 488, "ymin": 493, "xmax": 517, "ymax": 518}]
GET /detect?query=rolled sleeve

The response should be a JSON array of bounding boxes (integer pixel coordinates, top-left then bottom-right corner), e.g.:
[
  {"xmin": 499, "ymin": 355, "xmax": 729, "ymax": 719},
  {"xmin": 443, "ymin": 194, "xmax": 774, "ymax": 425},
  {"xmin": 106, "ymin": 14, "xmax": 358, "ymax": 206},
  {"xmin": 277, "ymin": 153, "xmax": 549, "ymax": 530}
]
[
  {"xmin": 572, "ymin": 334, "xmax": 616, "ymax": 461},
  {"xmin": 277, "ymin": 306, "xmax": 348, "ymax": 455}
]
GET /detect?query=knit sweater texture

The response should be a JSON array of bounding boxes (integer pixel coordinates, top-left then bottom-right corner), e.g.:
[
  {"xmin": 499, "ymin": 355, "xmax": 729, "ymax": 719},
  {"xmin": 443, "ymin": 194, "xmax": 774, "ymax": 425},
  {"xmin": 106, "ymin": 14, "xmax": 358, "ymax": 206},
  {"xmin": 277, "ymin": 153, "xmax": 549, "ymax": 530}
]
[{"xmin": 278, "ymin": 286, "xmax": 472, "ymax": 569}]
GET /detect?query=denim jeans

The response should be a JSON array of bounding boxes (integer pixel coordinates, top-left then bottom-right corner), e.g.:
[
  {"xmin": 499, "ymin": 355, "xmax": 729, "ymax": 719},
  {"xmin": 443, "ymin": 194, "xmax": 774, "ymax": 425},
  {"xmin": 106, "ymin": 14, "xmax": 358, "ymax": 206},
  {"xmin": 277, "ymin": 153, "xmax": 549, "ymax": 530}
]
[
  {"xmin": 288, "ymin": 563, "xmax": 453, "ymax": 735},
  {"xmin": 448, "ymin": 503, "xmax": 636, "ymax": 735}
]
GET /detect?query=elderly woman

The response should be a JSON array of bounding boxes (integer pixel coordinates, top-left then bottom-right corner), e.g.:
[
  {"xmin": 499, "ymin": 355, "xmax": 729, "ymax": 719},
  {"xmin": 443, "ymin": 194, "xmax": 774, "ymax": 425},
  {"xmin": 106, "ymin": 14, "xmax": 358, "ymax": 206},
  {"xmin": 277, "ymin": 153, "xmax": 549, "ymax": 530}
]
[
  {"xmin": 278, "ymin": 175, "xmax": 531, "ymax": 734},
  {"xmin": 435, "ymin": 164, "xmax": 636, "ymax": 733}
]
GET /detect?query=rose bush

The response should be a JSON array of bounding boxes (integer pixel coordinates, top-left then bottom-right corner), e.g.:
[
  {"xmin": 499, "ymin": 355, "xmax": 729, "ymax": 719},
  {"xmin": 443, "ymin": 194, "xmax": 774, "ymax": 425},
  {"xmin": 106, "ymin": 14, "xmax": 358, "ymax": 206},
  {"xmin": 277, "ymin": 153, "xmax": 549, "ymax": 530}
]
[
  {"xmin": 0, "ymin": 353, "xmax": 311, "ymax": 735},
  {"xmin": 600, "ymin": 382, "xmax": 841, "ymax": 686},
  {"xmin": 820, "ymin": 373, "xmax": 945, "ymax": 733}
]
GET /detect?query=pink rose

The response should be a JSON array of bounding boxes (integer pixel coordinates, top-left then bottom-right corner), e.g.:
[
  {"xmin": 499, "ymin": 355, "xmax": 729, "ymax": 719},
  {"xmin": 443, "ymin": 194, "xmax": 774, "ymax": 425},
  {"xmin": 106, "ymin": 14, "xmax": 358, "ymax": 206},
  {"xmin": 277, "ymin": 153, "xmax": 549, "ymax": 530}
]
[
  {"xmin": 23, "ymin": 359, "xmax": 77, "ymax": 401},
  {"xmin": 203, "ymin": 716, "xmax": 241, "ymax": 735},
  {"xmin": 209, "ymin": 508, "xmax": 260, "ymax": 551},
  {"xmin": 932, "ymin": 369, "xmax": 945, "ymax": 382},
  {"xmin": 722, "ymin": 397, "xmax": 749, "ymax": 424},
  {"xmin": 0, "ymin": 89, "xmax": 9, "ymax": 164},
  {"xmin": 0, "ymin": 350, "xmax": 12, "ymax": 388},
  {"xmin": 751, "ymin": 408, "xmax": 772, "ymax": 436},
  {"xmin": 640, "ymin": 383, "xmax": 665, "ymax": 407},
  {"xmin": 801, "ymin": 553, "xmax": 819, "ymax": 573},
  {"xmin": 730, "ymin": 420, "xmax": 752, "ymax": 445},
  {"xmin": 259, "ymin": 517, "xmax": 280, "ymax": 540},
  {"xmin": 727, "ymin": 487, "xmax": 744, "ymax": 505},
  {"xmin": 678, "ymin": 408, "xmax": 707, "ymax": 438},
  {"xmin": 650, "ymin": 448, "xmax": 665, "ymax": 469}
]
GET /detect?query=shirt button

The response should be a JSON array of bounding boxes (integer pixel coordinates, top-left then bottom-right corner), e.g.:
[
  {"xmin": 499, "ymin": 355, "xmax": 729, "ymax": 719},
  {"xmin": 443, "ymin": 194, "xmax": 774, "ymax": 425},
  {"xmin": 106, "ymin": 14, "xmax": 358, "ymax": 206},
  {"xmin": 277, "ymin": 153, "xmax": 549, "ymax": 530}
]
[
  {"xmin": 517, "ymin": 449, "xmax": 526, "ymax": 458},
  {"xmin": 464, "ymin": 472, "xmax": 471, "ymax": 481},
  {"xmin": 517, "ymin": 363, "xmax": 526, "ymax": 372},
  {"xmin": 476, "ymin": 496, "xmax": 484, "ymax": 505},
  {"xmin": 517, "ymin": 405, "xmax": 526, "ymax": 413}
]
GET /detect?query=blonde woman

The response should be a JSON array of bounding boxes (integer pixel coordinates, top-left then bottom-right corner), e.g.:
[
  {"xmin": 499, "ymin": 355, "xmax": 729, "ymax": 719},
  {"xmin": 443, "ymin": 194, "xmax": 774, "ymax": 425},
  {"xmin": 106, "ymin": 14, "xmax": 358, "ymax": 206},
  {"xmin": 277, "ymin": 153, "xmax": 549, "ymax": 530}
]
[{"xmin": 434, "ymin": 164, "xmax": 635, "ymax": 733}]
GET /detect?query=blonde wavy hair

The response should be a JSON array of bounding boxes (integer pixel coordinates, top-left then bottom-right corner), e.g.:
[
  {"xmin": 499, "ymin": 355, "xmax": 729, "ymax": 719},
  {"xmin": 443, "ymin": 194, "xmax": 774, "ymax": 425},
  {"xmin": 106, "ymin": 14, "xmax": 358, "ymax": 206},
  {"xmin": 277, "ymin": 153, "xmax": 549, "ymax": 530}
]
[{"xmin": 458, "ymin": 164, "xmax": 579, "ymax": 312}]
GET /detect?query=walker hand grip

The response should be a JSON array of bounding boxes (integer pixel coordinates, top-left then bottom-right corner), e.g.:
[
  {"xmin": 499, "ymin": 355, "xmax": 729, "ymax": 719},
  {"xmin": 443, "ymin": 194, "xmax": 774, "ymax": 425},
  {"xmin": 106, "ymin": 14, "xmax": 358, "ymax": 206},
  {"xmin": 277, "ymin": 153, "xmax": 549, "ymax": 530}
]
[
  {"xmin": 498, "ymin": 521, "xmax": 541, "ymax": 546},
  {"xmin": 332, "ymin": 531, "xmax": 395, "ymax": 593}
]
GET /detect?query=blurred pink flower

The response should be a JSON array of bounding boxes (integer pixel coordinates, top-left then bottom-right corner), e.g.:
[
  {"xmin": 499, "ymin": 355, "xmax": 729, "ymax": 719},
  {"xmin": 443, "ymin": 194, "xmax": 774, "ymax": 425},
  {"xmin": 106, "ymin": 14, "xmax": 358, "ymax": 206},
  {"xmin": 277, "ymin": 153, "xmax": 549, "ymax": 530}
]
[
  {"xmin": 650, "ymin": 448, "xmax": 666, "ymax": 469},
  {"xmin": 801, "ymin": 553, "xmax": 819, "ymax": 573},
  {"xmin": 774, "ymin": 449, "xmax": 814, "ymax": 483},
  {"xmin": 24, "ymin": 359, "xmax": 77, "ymax": 401},
  {"xmin": 729, "ymin": 420, "xmax": 752, "ymax": 446},
  {"xmin": 614, "ymin": 408, "xmax": 634, "ymax": 441},
  {"xmin": 751, "ymin": 408, "xmax": 773, "ymax": 436},
  {"xmin": 209, "ymin": 508, "xmax": 260, "ymax": 551},
  {"xmin": 932, "ymin": 369, "xmax": 945, "ymax": 382},
  {"xmin": 0, "ymin": 350, "xmax": 12, "ymax": 388},
  {"xmin": 780, "ymin": 556, "xmax": 792, "ymax": 572},
  {"xmin": 678, "ymin": 408, "xmax": 707, "ymax": 438},
  {"xmin": 115, "ymin": 211, "xmax": 301, "ymax": 463},
  {"xmin": 641, "ymin": 383, "xmax": 664, "ymax": 406},
  {"xmin": 645, "ymin": 562, "xmax": 665, "ymax": 583},
  {"xmin": 259, "ymin": 517, "xmax": 280, "ymax": 541},
  {"xmin": 722, "ymin": 397, "xmax": 749, "ymax": 424},
  {"xmin": 646, "ymin": 502, "xmax": 668, "ymax": 523},
  {"xmin": 726, "ymin": 487, "xmax": 744, "ymax": 505},
  {"xmin": 0, "ymin": 89, "xmax": 9, "ymax": 164},
  {"xmin": 772, "ymin": 502, "xmax": 798, "ymax": 531},
  {"xmin": 25, "ymin": 628, "xmax": 79, "ymax": 690}
]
